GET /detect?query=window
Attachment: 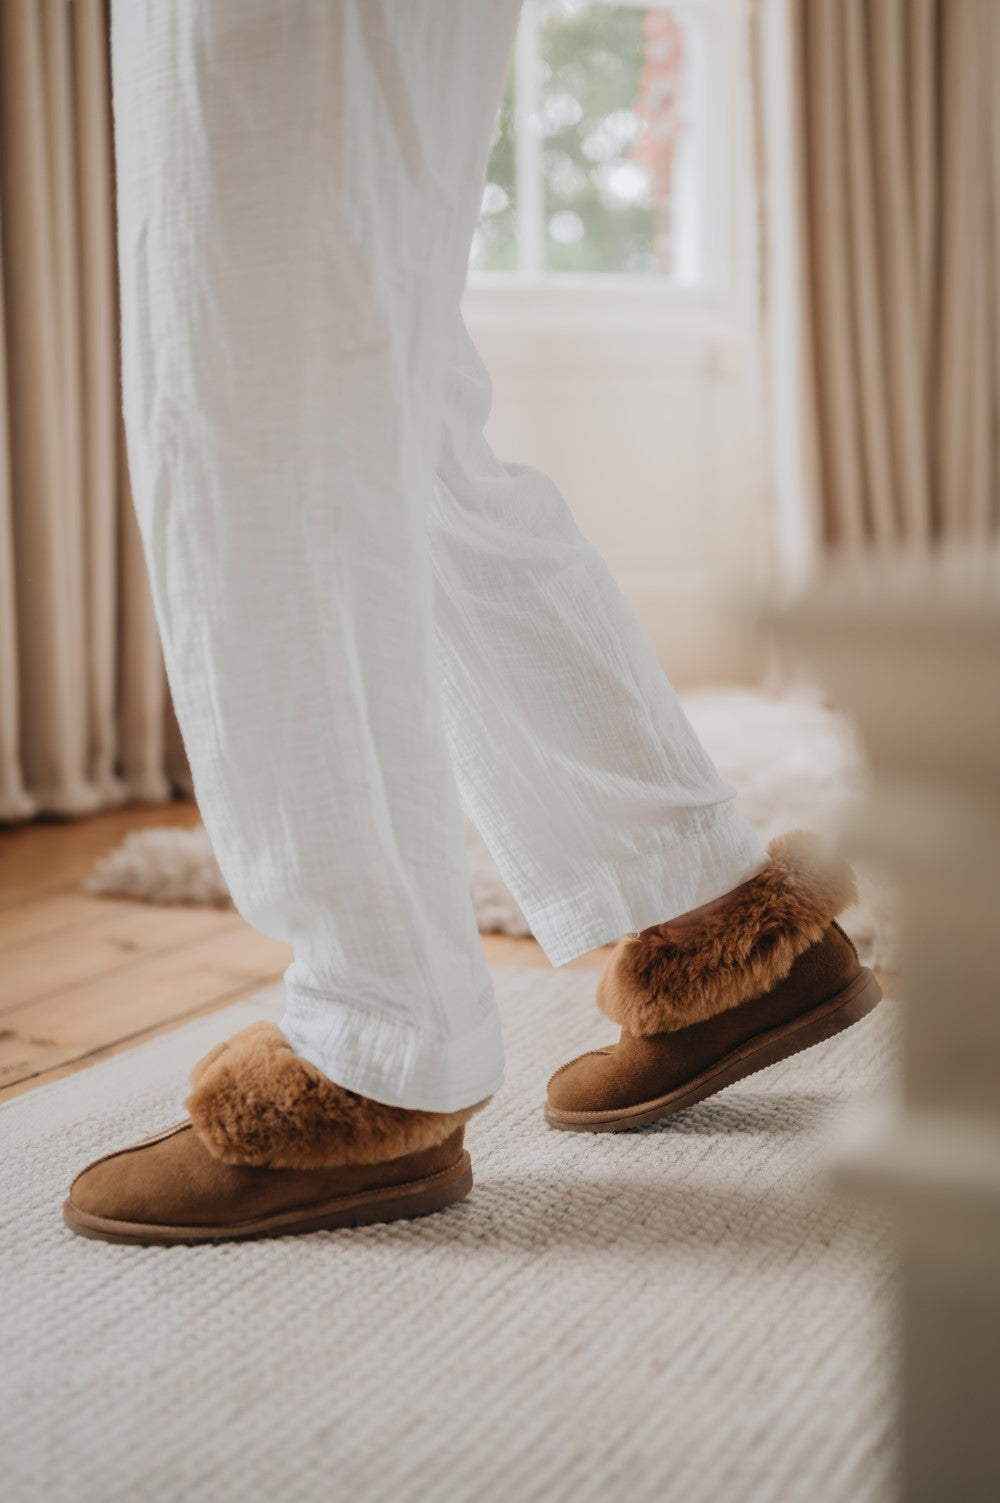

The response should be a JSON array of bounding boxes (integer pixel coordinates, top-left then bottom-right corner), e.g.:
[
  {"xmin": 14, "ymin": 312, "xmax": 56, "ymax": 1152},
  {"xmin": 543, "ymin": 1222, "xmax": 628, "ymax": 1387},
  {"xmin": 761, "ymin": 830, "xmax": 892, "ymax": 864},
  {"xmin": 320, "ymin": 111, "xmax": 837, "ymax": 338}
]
[{"xmin": 469, "ymin": 0, "xmax": 717, "ymax": 287}]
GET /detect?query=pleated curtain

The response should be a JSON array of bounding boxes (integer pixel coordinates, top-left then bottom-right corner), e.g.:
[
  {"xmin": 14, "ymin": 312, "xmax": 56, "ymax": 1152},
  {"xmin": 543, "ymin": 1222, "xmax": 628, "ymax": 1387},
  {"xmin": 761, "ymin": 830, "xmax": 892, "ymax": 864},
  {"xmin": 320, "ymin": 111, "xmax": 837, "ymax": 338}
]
[
  {"xmin": 0, "ymin": 0, "xmax": 185, "ymax": 821},
  {"xmin": 766, "ymin": 0, "xmax": 1000, "ymax": 552}
]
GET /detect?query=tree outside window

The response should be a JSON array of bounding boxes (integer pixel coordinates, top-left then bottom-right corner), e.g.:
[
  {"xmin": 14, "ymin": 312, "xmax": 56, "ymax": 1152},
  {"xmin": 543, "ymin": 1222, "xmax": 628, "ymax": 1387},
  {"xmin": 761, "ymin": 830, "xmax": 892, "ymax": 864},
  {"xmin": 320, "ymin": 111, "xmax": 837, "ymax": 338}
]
[{"xmin": 470, "ymin": 1, "xmax": 692, "ymax": 281}]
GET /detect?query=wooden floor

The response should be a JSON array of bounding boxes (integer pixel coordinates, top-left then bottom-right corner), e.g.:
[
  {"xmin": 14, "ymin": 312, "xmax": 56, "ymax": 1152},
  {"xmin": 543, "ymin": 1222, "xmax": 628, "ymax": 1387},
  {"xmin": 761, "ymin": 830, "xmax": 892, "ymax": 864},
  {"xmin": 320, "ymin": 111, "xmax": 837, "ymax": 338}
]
[{"xmin": 0, "ymin": 801, "xmax": 609, "ymax": 1102}]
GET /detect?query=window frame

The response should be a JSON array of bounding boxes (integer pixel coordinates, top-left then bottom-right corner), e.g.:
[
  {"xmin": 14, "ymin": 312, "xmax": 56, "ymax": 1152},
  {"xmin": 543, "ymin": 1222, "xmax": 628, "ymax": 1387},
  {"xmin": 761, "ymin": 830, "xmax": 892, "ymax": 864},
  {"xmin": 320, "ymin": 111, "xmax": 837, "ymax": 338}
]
[{"xmin": 465, "ymin": 0, "xmax": 742, "ymax": 328}]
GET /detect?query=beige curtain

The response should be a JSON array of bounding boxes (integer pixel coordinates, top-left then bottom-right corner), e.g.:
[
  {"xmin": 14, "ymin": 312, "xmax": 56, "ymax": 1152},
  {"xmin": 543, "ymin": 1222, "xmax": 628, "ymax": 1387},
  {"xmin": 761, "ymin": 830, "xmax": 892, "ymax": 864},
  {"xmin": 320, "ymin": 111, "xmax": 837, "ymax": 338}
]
[
  {"xmin": 0, "ymin": 0, "xmax": 185, "ymax": 822},
  {"xmin": 763, "ymin": 0, "xmax": 1000, "ymax": 553}
]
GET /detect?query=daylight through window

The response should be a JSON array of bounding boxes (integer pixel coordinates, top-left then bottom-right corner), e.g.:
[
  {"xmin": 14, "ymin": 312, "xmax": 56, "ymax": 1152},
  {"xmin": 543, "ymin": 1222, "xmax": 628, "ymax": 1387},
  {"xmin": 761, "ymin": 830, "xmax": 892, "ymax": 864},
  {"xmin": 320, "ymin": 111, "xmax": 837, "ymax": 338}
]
[{"xmin": 469, "ymin": 0, "xmax": 709, "ymax": 283}]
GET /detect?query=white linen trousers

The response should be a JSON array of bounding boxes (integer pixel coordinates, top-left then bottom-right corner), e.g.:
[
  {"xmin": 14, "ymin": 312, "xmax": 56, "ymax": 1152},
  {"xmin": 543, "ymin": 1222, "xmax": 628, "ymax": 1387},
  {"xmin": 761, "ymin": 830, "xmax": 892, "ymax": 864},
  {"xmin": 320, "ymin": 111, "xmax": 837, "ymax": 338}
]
[{"xmin": 110, "ymin": 1, "xmax": 768, "ymax": 1112}]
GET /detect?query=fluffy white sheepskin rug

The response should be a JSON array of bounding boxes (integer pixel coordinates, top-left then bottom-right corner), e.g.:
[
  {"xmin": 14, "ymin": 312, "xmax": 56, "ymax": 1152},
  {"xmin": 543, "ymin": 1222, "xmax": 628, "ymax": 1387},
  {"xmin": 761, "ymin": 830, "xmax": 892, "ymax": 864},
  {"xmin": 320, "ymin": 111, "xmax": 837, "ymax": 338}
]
[{"xmin": 85, "ymin": 688, "xmax": 897, "ymax": 968}]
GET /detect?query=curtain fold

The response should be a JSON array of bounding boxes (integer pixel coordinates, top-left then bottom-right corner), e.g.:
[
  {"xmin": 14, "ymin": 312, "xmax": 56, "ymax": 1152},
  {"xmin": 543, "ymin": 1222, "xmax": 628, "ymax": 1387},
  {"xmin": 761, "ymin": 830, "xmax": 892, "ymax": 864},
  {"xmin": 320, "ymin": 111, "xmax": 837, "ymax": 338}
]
[
  {"xmin": 0, "ymin": 0, "xmax": 181, "ymax": 821},
  {"xmin": 763, "ymin": 0, "xmax": 1000, "ymax": 554}
]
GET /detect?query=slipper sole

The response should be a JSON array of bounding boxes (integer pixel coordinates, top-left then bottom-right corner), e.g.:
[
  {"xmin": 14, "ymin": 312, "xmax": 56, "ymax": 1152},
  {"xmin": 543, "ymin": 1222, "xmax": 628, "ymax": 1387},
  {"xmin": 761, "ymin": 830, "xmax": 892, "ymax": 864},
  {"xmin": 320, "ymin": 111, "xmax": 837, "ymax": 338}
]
[
  {"xmin": 63, "ymin": 1150, "xmax": 473, "ymax": 1245},
  {"xmin": 544, "ymin": 968, "xmax": 883, "ymax": 1133}
]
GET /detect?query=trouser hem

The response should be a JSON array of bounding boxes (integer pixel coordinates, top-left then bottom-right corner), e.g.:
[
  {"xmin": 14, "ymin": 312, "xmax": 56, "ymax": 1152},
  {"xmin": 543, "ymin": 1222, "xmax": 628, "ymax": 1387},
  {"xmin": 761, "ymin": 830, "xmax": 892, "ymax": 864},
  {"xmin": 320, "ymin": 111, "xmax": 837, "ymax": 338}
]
[
  {"xmin": 523, "ymin": 803, "xmax": 769, "ymax": 967},
  {"xmin": 279, "ymin": 983, "xmax": 504, "ymax": 1113}
]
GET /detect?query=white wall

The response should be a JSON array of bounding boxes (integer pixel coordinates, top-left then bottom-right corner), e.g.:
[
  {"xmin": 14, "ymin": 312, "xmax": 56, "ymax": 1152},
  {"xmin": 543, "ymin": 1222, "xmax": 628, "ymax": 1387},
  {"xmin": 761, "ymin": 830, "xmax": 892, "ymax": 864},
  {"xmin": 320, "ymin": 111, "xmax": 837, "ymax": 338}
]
[{"xmin": 462, "ymin": 281, "xmax": 772, "ymax": 686}]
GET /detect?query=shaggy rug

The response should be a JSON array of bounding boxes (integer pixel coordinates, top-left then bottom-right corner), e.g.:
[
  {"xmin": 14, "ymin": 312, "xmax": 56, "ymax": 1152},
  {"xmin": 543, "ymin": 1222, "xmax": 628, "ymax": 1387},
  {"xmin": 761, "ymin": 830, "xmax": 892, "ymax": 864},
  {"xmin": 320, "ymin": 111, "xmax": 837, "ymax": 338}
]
[
  {"xmin": 86, "ymin": 688, "xmax": 897, "ymax": 968},
  {"xmin": 2, "ymin": 966, "xmax": 898, "ymax": 1503}
]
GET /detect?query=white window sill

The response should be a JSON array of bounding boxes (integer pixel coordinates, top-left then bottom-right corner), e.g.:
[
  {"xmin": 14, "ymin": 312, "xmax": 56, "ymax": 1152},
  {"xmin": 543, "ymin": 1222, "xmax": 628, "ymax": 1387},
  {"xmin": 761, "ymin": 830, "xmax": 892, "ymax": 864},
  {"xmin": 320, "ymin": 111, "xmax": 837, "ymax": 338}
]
[{"xmin": 462, "ymin": 275, "xmax": 746, "ymax": 377}]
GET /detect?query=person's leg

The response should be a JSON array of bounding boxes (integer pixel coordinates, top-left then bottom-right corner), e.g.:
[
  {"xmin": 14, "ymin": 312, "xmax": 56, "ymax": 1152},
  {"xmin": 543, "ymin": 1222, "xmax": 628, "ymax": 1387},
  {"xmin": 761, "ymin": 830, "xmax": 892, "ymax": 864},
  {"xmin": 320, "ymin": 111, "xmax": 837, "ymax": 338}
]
[
  {"xmin": 65, "ymin": 1, "xmax": 525, "ymax": 1242},
  {"xmin": 428, "ymin": 316, "xmax": 880, "ymax": 1131},
  {"xmin": 110, "ymin": 1, "xmax": 523, "ymax": 1115},
  {"xmin": 429, "ymin": 314, "xmax": 769, "ymax": 967}
]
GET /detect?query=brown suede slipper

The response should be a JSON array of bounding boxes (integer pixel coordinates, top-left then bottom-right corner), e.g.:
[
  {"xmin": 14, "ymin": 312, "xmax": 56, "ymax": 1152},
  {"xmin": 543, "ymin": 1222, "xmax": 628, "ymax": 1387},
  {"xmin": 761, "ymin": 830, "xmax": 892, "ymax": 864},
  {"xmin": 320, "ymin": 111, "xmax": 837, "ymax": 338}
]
[
  {"xmin": 546, "ymin": 831, "xmax": 882, "ymax": 1132},
  {"xmin": 64, "ymin": 1023, "xmax": 483, "ymax": 1245}
]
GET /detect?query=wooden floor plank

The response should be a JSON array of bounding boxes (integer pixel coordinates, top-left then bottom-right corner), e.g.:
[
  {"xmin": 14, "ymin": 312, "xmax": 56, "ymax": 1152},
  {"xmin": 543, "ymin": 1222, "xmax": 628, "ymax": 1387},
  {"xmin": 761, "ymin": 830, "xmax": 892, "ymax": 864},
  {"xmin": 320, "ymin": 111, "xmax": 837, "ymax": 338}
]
[
  {"xmin": 0, "ymin": 925, "xmax": 290, "ymax": 1091},
  {"xmin": 0, "ymin": 981, "xmax": 278, "ymax": 1102},
  {"xmin": 0, "ymin": 899, "xmax": 243, "ymax": 1013},
  {"xmin": 0, "ymin": 890, "xmax": 111, "ymax": 950}
]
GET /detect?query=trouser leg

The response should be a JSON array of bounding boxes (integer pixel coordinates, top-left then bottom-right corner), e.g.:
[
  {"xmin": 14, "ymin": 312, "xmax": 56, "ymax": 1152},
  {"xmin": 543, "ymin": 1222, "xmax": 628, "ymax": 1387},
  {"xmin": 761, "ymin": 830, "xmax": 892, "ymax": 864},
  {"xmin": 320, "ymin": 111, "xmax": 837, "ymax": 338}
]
[
  {"xmin": 111, "ymin": 1, "xmax": 522, "ymax": 1110},
  {"xmin": 429, "ymin": 314, "xmax": 768, "ymax": 966}
]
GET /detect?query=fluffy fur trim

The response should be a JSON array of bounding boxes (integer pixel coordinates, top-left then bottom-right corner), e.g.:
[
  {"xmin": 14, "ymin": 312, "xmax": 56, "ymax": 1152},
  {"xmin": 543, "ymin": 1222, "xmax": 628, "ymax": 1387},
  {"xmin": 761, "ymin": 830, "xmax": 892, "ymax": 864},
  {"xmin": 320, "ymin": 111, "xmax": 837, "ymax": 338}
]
[
  {"xmin": 596, "ymin": 829, "xmax": 858, "ymax": 1036},
  {"xmin": 185, "ymin": 1022, "xmax": 487, "ymax": 1169}
]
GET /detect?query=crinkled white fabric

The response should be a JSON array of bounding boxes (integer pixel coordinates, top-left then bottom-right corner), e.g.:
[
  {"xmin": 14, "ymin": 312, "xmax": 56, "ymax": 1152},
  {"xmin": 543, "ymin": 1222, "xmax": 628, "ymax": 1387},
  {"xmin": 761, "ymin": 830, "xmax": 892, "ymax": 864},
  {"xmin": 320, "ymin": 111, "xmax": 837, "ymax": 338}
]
[{"xmin": 110, "ymin": 1, "xmax": 767, "ymax": 1111}]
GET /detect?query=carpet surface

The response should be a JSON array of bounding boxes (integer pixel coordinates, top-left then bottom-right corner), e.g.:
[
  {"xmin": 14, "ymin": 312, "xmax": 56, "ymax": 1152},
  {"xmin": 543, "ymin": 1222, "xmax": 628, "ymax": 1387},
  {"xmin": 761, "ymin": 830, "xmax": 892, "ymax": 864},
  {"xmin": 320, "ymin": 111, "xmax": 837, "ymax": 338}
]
[
  {"xmin": 1, "ymin": 966, "xmax": 899, "ymax": 1503},
  {"xmin": 85, "ymin": 687, "xmax": 899, "ymax": 970}
]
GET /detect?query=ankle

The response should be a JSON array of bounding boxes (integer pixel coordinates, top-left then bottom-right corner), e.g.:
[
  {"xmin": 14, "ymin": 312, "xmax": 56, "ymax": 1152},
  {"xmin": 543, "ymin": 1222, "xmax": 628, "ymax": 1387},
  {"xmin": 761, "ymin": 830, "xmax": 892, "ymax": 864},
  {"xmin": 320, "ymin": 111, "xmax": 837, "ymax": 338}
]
[{"xmin": 652, "ymin": 875, "xmax": 758, "ymax": 932}]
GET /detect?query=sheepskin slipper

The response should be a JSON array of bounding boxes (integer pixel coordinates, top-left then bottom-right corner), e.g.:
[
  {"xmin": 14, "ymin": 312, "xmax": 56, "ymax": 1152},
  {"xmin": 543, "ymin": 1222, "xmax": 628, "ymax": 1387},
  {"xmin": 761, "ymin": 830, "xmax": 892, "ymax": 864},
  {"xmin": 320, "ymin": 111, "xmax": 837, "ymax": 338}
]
[
  {"xmin": 64, "ymin": 1023, "xmax": 483, "ymax": 1245},
  {"xmin": 546, "ymin": 830, "xmax": 882, "ymax": 1132}
]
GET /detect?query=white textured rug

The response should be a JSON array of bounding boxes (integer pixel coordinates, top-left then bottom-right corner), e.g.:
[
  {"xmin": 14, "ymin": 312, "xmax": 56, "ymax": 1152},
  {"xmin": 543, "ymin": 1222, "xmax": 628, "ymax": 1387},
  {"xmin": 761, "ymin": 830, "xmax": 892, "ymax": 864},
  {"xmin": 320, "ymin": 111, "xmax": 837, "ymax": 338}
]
[
  {"xmin": 85, "ymin": 688, "xmax": 898, "ymax": 969},
  {"xmin": 2, "ymin": 966, "xmax": 898, "ymax": 1503}
]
